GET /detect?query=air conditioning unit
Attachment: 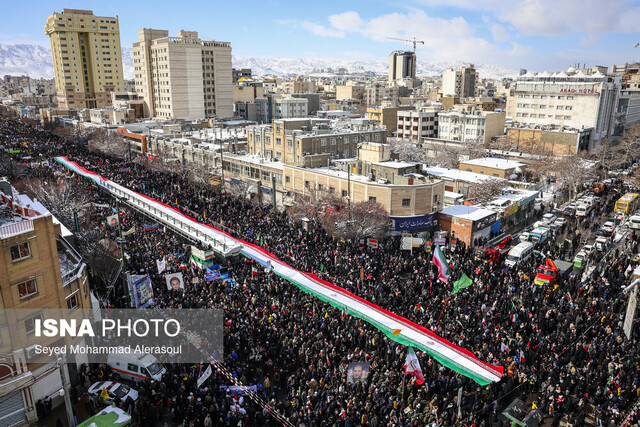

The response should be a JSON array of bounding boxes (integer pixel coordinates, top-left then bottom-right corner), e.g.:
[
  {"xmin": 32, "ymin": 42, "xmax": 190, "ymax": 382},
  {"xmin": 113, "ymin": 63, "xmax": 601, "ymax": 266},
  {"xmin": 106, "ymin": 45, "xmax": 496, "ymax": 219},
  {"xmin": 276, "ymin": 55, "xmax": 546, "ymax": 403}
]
[
  {"xmin": 432, "ymin": 206, "xmax": 438, "ymax": 213},
  {"xmin": 25, "ymin": 344, "xmax": 38, "ymax": 361}
]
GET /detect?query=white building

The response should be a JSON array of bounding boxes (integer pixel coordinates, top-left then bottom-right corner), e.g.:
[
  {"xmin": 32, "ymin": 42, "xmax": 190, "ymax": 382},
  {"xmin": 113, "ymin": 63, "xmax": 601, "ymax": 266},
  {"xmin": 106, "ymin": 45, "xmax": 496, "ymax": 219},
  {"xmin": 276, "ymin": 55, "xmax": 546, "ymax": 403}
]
[
  {"xmin": 442, "ymin": 65, "xmax": 477, "ymax": 97},
  {"xmin": 396, "ymin": 109, "xmax": 438, "ymax": 142},
  {"xmin": 132, "ymin": 29, "xmax": 233, "ymax": 120},
  {"xmin": 437, "ymin": 110, "xmax": 506, "ymax": 145},
  {"xmin": 255, "ymin": 97, "xmax": 308, "ymax": 124},
  {"xmin": 506, "ymin": 69, "xmax": 621, "ymax": 150}
]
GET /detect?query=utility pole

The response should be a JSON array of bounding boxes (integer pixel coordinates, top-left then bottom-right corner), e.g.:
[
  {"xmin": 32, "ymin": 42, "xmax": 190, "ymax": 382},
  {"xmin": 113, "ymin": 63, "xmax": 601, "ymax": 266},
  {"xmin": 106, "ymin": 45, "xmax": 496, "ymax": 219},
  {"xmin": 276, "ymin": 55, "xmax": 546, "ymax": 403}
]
[
  {"xmin": 72, "ymin": 208, "xmax": 79, "ymax": 233},
  {"xmin": 57, "ymin": 355, "xmax": 75, "ymax": 427},
  {"xmin": 116, "ymin": 202, "xmax": 129, "ymax": 307},
  {"xmin": 271, "ymin": 173, "xmax": 277, "ymax": 211},
  {"xmin": 347, "ymin": 163, "xmax": 352, "ymax": 222}
]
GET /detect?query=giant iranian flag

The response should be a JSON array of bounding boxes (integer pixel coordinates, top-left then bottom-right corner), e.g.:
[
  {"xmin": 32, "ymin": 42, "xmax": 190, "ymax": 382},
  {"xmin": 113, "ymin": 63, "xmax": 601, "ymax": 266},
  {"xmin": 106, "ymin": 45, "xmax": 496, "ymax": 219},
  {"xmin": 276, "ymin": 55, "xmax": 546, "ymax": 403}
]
[
  {"xmin": 432, "ymin": 244, "xmax": 451, "ymax": 283},
  {"xmin": 55, "ymin": 156, "xmax": 503, "ymax": 386}
]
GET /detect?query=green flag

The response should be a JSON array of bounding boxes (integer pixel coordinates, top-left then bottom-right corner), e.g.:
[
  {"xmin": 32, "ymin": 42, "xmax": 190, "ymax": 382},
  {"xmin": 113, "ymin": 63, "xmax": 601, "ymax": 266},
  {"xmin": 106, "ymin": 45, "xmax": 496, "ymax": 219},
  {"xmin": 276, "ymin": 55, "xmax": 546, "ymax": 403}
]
[
  {"xmin": 320, "ymin": 263, "xmax": 325, "ymax": 272},
  {"xmin": 452, "ymin": 273, "xmax": 473, "ymax": 295}
]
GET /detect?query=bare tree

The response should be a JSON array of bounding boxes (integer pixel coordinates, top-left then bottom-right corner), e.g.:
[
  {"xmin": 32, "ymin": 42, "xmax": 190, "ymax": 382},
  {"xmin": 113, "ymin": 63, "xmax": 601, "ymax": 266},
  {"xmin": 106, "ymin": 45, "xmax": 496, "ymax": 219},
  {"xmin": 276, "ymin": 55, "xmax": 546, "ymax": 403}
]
[
  {"xmin": 288, "ymin": 187, "xmax": 342, "ymax": 223},
  {"xmin": 22, "ymin": 177, "xmax": 90, "ymax": 226},
  {"xmin": 321, "ymin": 200, "xmax": 390, "ymax": 240},
  {"xmin": 467, "ymin": 178, "xmax": 508, "ymax": 204},
  {"xmin": 88, "ymin": 129, "xmax": 129, "ymax": 159},
  {"xmin": 389, "ymin": 138, "xmax": 428, "ymax": 163},
  {"xmin": 549, "ymin": 154, "xmax": 596, "ymax": 201}
]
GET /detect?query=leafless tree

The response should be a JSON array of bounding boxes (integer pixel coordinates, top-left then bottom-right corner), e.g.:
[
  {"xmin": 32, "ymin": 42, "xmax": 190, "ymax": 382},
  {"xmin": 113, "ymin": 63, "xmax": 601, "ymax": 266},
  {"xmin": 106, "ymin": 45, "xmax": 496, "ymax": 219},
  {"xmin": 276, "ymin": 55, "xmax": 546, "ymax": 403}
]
[
  {"xmin": 549, "ymin": 154, "xmax": 596, "ymax": 201},
  {"xmin": 22, "ymin": 176, "xmax": 90, "ymax": 226},
  {"xmin": 321, "ymin": 200, "xmax": 390, "ymax": 240},
  {"xmin": 389, "ymin": 138, "xmax": 428, "ymax": 163},
  {"xmin": 457, "ymin": 137, "xmax": 487, "ymax": 161},
  {"xmin": 467, "ymin": 178, "xmax": 508, "ymax": 204},
  {"xmin": 88, "ymin": 129, "xmax": 129, "ymax": 159},
  {"xmin": 288, "ymin": 187, "xmax": 342, "ymax": 223}
]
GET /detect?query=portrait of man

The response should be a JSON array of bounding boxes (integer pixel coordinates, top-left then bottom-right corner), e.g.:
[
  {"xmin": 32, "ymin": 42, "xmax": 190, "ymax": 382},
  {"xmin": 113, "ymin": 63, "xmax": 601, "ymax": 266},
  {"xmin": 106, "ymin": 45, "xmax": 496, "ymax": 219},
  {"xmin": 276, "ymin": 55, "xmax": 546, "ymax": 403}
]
[
  {"xmin": 347, "ymin": 362, "xmax": 370, "ymax": 384},
  {"xmin": 106, "ymin": 214, "xmax": 119, "ymax": 228},
  {"xmin": 166, "ymin": 272, "xmax": 184, "ymax": 291}
]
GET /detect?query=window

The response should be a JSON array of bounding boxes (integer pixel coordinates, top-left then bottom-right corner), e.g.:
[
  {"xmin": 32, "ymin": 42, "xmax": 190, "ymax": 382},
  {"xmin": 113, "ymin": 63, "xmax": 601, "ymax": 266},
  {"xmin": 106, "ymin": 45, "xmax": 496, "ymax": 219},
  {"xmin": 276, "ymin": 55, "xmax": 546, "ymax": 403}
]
[
  {"xmin": 433, "ymin": 195, "xmax": 439, "ymax": 203},
  {"xmin": 541, "ymin": 95, "xmax": 548, "ymax": 99},
  {"xmin": 18, "ymin": 279, "xmax": 38, "ymax": 299},
  {"xmin": 275, "ymin": 138, "xmax": 282, "ymax": 146},
  {"xmin": 321, "ymin": 138, "xmax": 327, "ymax": 146},
  {"xmin": 67, "ymin": 294, "xmax": 79, "ymax": 310},
  {"xmin": 557, "ymin": 96, "xmax": 564, "ymax": 100},
  {"xmin": 369, "ymin": 196, "xmax": 377, "ymax": 202},
  {"xmin": 10, "ymin": 242, "xmax": 31, "ymax": 262},
  {"xmin": 565, "ymin": 106, "xmax": 572, "ymax": 110},
  {"xmin": 374, "ymin": 134, "xmax": 381, "ymax": 142},
  {"xmin": 566, "ymin": 96, "xmax": 573, "ymax": 100},
  {"xmin": 127, "ymin": 363, "xmax": 139, "ymax": 372},
  {"xmin": 285, "ymin": 176, "xmax": 291, "ymax": 183},
  {"xmin": 342, "ymin": 190, "xmax": 348, "ymax": 197},
  {"xmin": 556, "ymin": 105, "xmax": 563, "ymax": 110},
  {"xmin": 25, "ymin": 314, "xmax": 42, "ymax": 335},
  {"xmin": 516, "ymin": 113, "xmax": 522, "ymax": 117},
  {"xmin": 539, "ymin": 105, "xmax": 546, "ymax": 109},
  {"xmin": 402, "ymin": 198, "xmax": 410, "ymax": 207},
  {"xmin": 305, "ymin": 181, "xmax": 310, "ymax": 188},
  {"xmin": 318, "ymin": 184, "xmax": 324, "ymax": 191},
  {"xmin": 530, "ymin": 114, "xmax": 537, "ymax": 118},
  {"xmin": 330, "ymin": 138, "xmax": 336, "ymax": 145},
  {"xmin": 329, "ymin": 187, "xmax": 335, "ymax": 194}
]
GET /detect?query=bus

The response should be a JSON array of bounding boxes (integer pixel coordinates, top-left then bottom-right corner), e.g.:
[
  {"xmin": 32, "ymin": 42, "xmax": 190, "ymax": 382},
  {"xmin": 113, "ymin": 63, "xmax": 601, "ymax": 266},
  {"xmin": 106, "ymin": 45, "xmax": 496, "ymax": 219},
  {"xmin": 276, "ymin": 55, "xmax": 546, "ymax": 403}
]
[{"xmin": 614, "ymin": 193, "xmax": 640, "ymax": 217}]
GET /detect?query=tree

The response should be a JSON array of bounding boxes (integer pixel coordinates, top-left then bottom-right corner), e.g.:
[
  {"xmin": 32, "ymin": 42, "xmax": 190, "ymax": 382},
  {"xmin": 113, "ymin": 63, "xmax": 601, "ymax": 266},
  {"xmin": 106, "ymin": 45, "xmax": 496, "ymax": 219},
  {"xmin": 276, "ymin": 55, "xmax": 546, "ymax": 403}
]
[
  {"xmin": 548, "ymin": 154, "xmax": 596, "ymax": 201},
  {"xmin": 87, "ymin": 129, "xmax": 129, "ymax": 159},
  {"xmin": 467, "ymin": 178, "xmax": 508, "ymax": 204},
  {"xmin": 388, "ymin": 138, "xmax": 428, "ymax": 163},
  {"xmin": 321, "ymin": 200, "xmax": 390, "ymax": 241},
  {"xmin": 22, "ymin": 177, "xmax": 90, "ymax": 226},
  {"xmin": 288, "ymin": 188, "xmax": 342, "ymax": 223}
]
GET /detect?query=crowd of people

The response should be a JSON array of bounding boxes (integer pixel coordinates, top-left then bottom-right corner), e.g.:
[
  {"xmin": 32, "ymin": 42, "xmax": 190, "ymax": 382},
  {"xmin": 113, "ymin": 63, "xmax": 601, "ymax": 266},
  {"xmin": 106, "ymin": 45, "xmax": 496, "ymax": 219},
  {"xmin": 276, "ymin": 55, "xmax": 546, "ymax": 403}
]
[{"xmin": 2, "ymin": 108, "xmax": 640, "ymax": 426}]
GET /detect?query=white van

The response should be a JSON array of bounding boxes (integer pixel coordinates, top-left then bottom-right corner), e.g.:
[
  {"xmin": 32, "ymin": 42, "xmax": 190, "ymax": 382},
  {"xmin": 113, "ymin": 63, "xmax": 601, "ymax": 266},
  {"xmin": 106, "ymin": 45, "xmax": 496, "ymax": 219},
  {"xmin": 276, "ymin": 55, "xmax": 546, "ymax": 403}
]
[
  {"xmin": 630, "ymin": 215, "xmax": 640, "ymax": 230},
  {"xmin": 576, "ymin": 203, "xmax": 591, "ymax": 217},
  {"xmin": 107, "ymin": 348, "xmax": 166, "ymax": 382},
  {"xmin": 505, "ymin": 242, "xmax": 534, "ymax": 268}
]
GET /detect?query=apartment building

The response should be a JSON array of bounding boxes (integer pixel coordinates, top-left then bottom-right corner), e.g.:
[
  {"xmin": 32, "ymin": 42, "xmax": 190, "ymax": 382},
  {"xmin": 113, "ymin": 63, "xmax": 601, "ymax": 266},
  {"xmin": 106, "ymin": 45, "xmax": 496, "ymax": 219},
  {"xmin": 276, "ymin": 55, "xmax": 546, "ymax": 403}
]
[
  {"xmin": 255, "ymin": 96, "xmax": 308, "ymax": 124},
  {"xmin": 336, "ymin": 85, "xmax": 365, "ymax": 101},
  {"xmin": 132, "ymin": 29, "xmax": 233, "ymax": 120},
  {"xmin": 389, "ymin": 51, "xmax": 416, "ymax": 83},
  {"xmin": 246, "ymin": 118, "xmax": 386, "ymax": 165},
  {"xmin": 506, "ymin": 69, "xmax": 620, "ymax": 150},
  {"xmin": 396, "ymin": 109, "xmax": 439, "ymax": 142},
  {"xmin": 280, "ymin": 77, "xmax": 316, "ymax": 94},
  {"xmin": 366, "ymin": 106, "xmax": 415, "ymax": 135},
  {"xmin": 441, "ymin": 65, "xmax": 477, "ymax": 97},
  {"xmin": 0, "ymin": 180, "xmax": 91, "ymax": 425},
  {"xmin": 365, "ymin": 82, "xmax": 399, "ymax": 106},
  {"xmin": 44, "ymin": 9, "xmax": 124, "ymax": 109},
  {"xmin": 437, "ymin": 109, "xmax": 506, "ymax": 145}
]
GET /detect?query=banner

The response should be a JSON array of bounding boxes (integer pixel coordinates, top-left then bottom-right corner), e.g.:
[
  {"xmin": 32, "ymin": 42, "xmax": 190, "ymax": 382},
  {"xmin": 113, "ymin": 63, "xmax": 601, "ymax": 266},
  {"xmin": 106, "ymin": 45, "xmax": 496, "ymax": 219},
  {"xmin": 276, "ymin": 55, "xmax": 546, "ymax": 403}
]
[
  {"xmin": 106, "ymin": 214, "xmax": 119, "ymax": 228},
  {"xmin": 347, "ymin": 362, "xmax": 370, "ymax": 384},
  {"xmin": 156, "ymin": 257, "xmax": 166, "ymax": 274},
  {"xmin": 128, "ymin": 274, "xmax": 154, "ymax": 309},
  {"xmin": 219, "ymin": 385, "xmax": 259, "ymax": 395},
  {"xmin": 205, "ymin": 270, "xmax": 221, "ymax": 281},
  {"xmin": 197, "ymin": 365, "xmax": 212, "ymax": 388},
  {"xmin": 367, "ymin": 238, "xmax": 379, "ymax": 249},
  {"xmin": 166, "ymin": 272, "xmax": 184, "ymax": 291},
  {"xmin": 122, "ymin": 226, "xmax": 136, "ymax": 236}
]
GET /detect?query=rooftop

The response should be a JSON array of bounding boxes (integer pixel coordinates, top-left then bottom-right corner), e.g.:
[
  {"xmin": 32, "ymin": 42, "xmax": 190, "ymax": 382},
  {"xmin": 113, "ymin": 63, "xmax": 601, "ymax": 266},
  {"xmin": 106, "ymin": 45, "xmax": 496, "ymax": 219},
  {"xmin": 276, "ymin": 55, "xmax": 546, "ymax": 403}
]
[
  {"xmin": 371, "ymin": 161, "xmax": 420, "ymax": 169},
  {"xmin": 423, "ymin": 166, "xmax": 505, "ymax": 184},
  {"xmin": 440, "ymin": 205, "xmax": 497, "ymax": 221},
  {"xmin": 460, "ymin": 157, "xmax": 526, "ymax": 170}
]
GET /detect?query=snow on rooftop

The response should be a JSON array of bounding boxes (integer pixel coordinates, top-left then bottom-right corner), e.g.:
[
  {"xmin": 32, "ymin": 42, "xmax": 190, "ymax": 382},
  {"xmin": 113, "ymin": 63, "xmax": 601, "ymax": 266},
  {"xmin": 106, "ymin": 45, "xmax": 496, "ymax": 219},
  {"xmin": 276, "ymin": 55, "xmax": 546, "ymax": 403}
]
[
  {"xmin": 444, "ymin": 191, "xmax": 463, "ymax": 198},
  {"xmin": 224, "ymin": 153, "xmax": 285, "ymax": 171},
  {"xmin": 440, "ymin": 205, "xmax": 497, "ymax": 221},
  {"xmin": 460, "ymin": 157, "xmax": 526, "ymax": 170},
  {"xmin": 371, "ymin": 161, "xmax": 419, "ymax": 169},
  {"xmin": 423, "ymin": 166, "xmax": 505, "ymax": 184}
]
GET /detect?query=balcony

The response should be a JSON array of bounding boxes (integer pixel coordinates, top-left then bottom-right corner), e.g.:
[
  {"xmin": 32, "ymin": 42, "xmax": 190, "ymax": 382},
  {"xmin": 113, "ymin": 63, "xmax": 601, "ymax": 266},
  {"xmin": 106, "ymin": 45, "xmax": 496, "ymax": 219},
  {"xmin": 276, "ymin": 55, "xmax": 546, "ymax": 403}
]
[
  {"xmin": 0, "ymin": 220, "xmax": 34, "ymax": 240},
  {"xmin": 57, "ymin": 237, "xmax": 85, "ymax": 287}
]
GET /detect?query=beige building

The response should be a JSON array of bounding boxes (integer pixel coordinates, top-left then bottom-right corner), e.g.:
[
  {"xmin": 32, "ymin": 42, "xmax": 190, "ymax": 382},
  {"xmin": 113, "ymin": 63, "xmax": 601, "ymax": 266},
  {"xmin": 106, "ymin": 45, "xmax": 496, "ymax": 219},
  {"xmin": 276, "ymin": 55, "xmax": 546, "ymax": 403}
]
[
  {"xmin": 366, "ymin": 106, "xmax": 415, "ymax": 135},
  {"xmin": 132, "ymin": 29, "xmax": 233, "ymax": 120},
  {"xmin": 506, "ymin": 69, "xmax": 620, "ymax": 150},
  {"xmin": 437, "ymin": 109, "xmax": 506, "ymax": 145},
  {"xmin": 0, "ymin": 180, "xmax": 91, "ymax": 425},
  {"xmin": 505, "ymin": 127, "xmax": 592, "ymax": 155},
  {"xmin": 365, "ymin": 82, "xmax": 398, "ymax": 106},
  {"xmin": 246, "ymin": 118, "xmax": 386, "ymax": 165},
  {"xmin": 280, "ymin": 77, "xmax": 316, "ymax": 95},
  {"xmin": 441, "ymin": 65, "xmax": 477, "ymax": 97},
  {"xmin": 45, "ymin": 9, "xmax": 124, "ymax": 109},
  {"xmin": 88, "ymin": 106, "xmax": 135, "ymax": 125},
  {"xmin": 336, "ymin": 85, "xmax": 365, "ymax": 101},
  {"xmin": 389, "ymin": 51, "xmax": 416, "ymax": 83}
]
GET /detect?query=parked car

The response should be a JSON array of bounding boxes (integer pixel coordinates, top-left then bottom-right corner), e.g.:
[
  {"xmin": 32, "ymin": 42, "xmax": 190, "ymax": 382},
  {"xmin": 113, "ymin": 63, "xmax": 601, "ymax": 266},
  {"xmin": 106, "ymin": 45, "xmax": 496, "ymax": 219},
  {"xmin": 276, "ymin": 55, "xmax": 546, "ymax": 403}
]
[
  {"xmin": 573, "ymin": 251, "xmax": 588, "ymax": 269},
  {"xmin": 602, "ymin": 221, "xmax": 615, "ymax": 234},
  {"xmin": 583, "ymin": 245, "xmax": 594, "ymax": 255},
  {"xmin": 542, "ymin": 213, "xmax": 557, "ymax": 224},
  {"xmin": 88, "ymin": 381, "xmax": 139, "ymax": 405},
  {"xmin": 554, "ymin": 218, "xmax": 568, "ymax": 227}
]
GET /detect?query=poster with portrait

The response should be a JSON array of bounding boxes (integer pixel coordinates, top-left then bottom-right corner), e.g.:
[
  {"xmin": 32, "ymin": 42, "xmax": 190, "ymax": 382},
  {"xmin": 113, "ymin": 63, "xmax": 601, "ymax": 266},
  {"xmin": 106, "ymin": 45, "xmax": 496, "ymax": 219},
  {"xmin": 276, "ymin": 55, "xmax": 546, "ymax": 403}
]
[
  {"xmin": 128, "ymin": 274, "xmax": 154, "ymax": 309},
  {"xmin": 166, "ymin": 272, "xmax": 185, "ymax": 291},
  {"xmin": 106, "ymin": 214, "xmax": 119, "ymax": 228},
  {"xmin": 347, "ymin": 362, "xmax": 370, "ymax": 384}
]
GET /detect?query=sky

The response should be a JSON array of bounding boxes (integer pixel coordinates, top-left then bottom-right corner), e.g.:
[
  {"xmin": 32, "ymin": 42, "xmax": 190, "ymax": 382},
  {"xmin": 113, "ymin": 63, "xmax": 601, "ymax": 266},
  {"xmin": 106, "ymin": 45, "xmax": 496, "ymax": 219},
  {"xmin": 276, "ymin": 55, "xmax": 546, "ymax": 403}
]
[{"xmin": 2, "ymin": 0, "xmax": 640, "ymax": 71}]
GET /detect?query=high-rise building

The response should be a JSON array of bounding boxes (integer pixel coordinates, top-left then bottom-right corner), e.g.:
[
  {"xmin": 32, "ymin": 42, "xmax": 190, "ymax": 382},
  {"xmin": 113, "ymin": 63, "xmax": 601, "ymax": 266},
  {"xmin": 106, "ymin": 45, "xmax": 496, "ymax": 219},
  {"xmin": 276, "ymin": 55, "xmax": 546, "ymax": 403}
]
[
  {"xmin": 132, "ymin": 29, "xmax": 233, "ymax": 120},
  {"xmin": 441, "ymin": 65, "xmax": 477, "ymax": 97},
  {"xmin": 45, "ymin": 9, "xmax": 124, "ymax": 109},
  {"xmin": 388, "ymin": 51, "xmax": 416, "ymax": 83}
]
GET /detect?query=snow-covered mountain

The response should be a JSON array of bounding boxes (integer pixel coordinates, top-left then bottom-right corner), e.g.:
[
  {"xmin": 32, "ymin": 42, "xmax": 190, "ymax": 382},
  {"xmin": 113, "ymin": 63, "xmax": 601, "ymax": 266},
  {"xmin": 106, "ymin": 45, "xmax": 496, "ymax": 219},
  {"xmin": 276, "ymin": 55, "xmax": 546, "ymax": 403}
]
[{"xmin": 0, "ymin": 43, "xmax": 519, "ymax": 81}]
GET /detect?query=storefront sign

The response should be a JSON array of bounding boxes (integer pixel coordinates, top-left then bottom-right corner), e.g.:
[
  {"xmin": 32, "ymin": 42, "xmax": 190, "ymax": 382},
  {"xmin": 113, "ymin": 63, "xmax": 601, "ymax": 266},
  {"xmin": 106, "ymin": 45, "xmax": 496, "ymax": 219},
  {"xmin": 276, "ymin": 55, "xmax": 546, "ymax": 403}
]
[{"xmin": 391, "ymin": 214, "xmax": 436, "ymax": 231}]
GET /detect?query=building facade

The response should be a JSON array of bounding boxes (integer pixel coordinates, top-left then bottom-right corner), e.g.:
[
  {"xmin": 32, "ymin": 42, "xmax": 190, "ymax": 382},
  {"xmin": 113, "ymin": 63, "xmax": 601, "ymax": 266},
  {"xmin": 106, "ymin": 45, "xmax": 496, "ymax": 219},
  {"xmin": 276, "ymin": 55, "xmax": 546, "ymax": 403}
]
[
  {"xmin": 132, "ymin": 29, "xmax": 233, "ymax": 120},
  {"xmin": 366, "ymin": 106, "xmax": 415, "ymax": 136},
  {"xmin": 45, "ymin": 9, "xmax": 124, "ymax": 109},
  {"xmin": 388, "ymin": 51, "xmax": 416, "ymax": 83},
  {"xmin": 441, "ymin": 65, "xmax": 477, "ymax": 97},
  {"xmin": 437, "ymin": 110, "xmax": 506, "ymax": 145},
  {"xmin": 255, "ymin": 96, "xmax": 308, "ymax": 124},
  {"xmin": 246, "ymin": 118, "xmax": 386, "ymax": 165},
  {"xmin": 365, "ymin": 82, "xmax": 398, "ymax": 106},
  {"xmin": 0, "ymin": 180, "xmax": 91, "ymax": 426},
  {"xmin": 396, "ymin": 109, "xmax": 439, "ymax": 142},
  {"xmin": 506, "ymin": 70, "xmax": 620, "ymax": 150}
]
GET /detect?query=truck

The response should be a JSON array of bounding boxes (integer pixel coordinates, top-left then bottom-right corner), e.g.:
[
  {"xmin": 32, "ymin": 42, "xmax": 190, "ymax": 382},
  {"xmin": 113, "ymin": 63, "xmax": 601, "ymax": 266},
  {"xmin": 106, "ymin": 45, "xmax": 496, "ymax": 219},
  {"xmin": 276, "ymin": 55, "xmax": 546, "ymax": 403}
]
[
  {"xmin": 529, "ymin": 227, "xmax": 550, "ymax": 247},
  {"xmin": 589, "ymin": 183, "xmax": 605, "ymax": 194},
  {"xmin": 474, "ymin": 233, "xmax": 513, "ymax": 264},
  {"xmin": 534, "ymin": 258, "xmax": 574, "ymax": 286}
]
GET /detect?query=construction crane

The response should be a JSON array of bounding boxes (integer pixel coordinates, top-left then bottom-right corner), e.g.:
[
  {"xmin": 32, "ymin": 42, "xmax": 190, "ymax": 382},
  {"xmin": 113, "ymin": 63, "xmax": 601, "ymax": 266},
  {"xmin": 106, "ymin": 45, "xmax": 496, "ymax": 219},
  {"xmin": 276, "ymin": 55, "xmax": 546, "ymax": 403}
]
[{"xmin": 387, "ymin": 37, "xmax": 425, "ymax": 53}]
